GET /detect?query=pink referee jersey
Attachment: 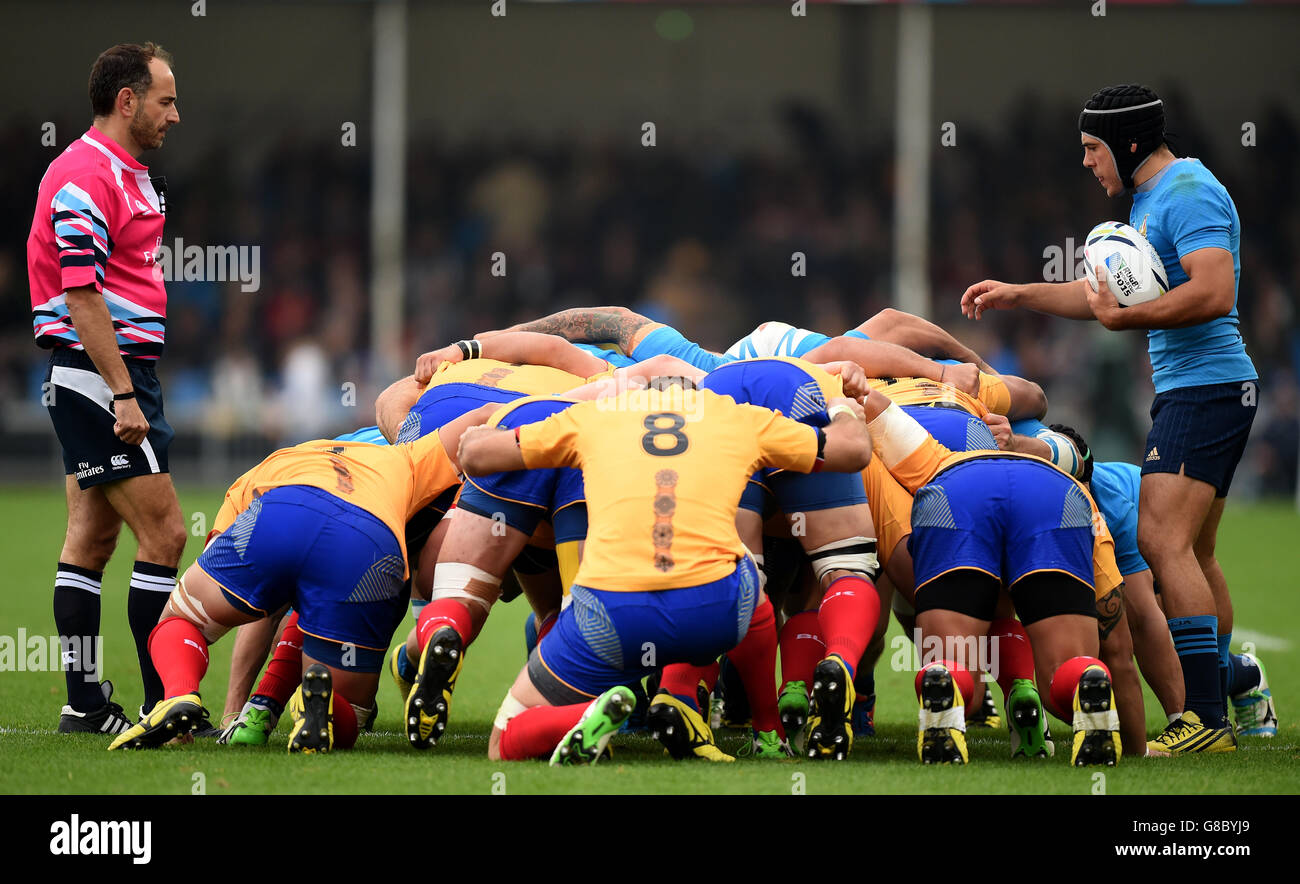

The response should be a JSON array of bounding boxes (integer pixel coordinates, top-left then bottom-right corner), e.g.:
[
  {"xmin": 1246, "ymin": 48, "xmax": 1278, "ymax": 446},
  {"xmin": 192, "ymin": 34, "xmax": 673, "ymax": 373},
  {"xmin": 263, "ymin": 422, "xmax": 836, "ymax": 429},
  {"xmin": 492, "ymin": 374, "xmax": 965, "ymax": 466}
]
[{"xmin": 28, "ymin": 127, "xmax": 168, "ymax": 360}]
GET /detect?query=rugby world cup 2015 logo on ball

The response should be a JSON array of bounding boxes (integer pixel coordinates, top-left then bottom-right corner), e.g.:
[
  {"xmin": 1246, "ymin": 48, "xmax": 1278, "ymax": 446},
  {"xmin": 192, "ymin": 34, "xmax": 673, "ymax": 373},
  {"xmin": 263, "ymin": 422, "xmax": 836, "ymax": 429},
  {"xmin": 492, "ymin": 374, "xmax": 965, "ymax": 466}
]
[{"xmin": 1083, "ymin": 221, "xmax": 1169, "ymax": 306}]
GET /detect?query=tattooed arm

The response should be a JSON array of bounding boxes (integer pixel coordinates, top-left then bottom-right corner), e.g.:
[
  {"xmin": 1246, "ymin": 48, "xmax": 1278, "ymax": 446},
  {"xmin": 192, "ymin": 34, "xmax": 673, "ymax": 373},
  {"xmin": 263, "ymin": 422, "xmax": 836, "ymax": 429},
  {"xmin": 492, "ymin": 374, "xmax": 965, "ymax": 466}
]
[
  {"xmin": 483, "ymin": 307, "xmax": 659, "ymax": 355},
  {"xmin": 1096, "ymin": 585, "xmax": 1149, "ymax": 754}
]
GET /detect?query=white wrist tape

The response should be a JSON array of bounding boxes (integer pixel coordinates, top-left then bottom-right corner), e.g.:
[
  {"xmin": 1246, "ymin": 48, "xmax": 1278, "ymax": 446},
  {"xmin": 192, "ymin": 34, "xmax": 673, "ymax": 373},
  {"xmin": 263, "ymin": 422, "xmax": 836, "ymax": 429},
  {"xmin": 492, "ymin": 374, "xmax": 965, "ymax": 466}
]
[
  {"xmin": 432, "ymin": 563, "xmax": 503, "ymax": 614},
  {"xmin": 493, "ymin": 690, "xmax": 530, "ymax": 731},
  {"xmin": 866, "ymin": 401, "xmax": 931, "ymax": 470},
  {"xmin": 827, "ymin": 404, "xmax": 857, "ymax": 423}
]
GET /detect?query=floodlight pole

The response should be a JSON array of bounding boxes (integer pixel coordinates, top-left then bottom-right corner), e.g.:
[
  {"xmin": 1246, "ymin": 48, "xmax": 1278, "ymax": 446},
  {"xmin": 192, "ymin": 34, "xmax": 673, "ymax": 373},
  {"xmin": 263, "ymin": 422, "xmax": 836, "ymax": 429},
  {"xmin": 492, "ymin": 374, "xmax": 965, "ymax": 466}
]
[
  {"xmin": 893, "ymin": 4, "xmax": 932, "ymax": 319},
  {"xmin": 370, "ymin": 0, "xmax": 408, "ymax": 388}
]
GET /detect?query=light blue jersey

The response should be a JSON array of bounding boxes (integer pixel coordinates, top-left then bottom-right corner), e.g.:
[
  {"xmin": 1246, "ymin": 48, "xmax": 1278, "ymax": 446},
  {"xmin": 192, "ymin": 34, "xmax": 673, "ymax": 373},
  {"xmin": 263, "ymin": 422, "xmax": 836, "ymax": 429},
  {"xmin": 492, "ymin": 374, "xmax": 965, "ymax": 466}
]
[
  {"xmin": 333, "ymin": 425, "xmax": 388, "ymax": 445},
  {"xmin": 1089, "ymin": 461, "xmax": 1147, "ymax": 578},
  {"xmin": 571, "ymin": 342, "xmax": 638, "ymax": 368},
  {"xmin": 1130, "ymin": 158, "xmax": 1256, "ymax": 393}
]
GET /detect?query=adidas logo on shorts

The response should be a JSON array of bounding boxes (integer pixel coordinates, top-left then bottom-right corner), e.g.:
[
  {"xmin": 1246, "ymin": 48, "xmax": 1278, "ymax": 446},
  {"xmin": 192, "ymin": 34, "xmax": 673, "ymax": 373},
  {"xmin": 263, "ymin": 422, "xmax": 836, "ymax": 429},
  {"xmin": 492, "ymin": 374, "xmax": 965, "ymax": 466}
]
[{"xmin": 1145, "ymin": 446, "xmax": 1160, "ymax": 462}]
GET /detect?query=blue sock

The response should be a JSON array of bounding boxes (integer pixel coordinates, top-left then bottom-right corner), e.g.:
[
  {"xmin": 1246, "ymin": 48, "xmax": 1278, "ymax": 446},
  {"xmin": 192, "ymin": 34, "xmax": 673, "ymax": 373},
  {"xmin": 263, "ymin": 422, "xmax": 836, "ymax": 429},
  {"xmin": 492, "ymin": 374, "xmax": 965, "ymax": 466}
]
[
  {"xmin": 1228, "ymin": 653, "xmax": 1262, "ymax": 697},
  {"xmin": 1217, "ymin": 633, "xmax": 1232, "ymax": 721},
  {"xmin": 1169, "ymin": 615, "xmax": 1226, "ymax": 728},
  {"xmin": 672, "ymin": 692, "xmax": 700, "ymax": 713},
  {"xmin": 854, "ymin": 668, "xmax": 876, "ymax": 702},
  {"xmin": 396, "ymin": 647, "xmax": 417, "ymax": 682},
  {"xmin": 523, "ymin": 611, "xmax": 538, "ymax": 655}
]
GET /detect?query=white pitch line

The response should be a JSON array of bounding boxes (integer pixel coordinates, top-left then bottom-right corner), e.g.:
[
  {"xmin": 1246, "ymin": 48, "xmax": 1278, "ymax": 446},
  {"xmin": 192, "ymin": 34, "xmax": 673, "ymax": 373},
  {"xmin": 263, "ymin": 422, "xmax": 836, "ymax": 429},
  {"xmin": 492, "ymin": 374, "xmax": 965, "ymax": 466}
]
[{"xmin": 1233, "ymin": 629, "xmax": 1292, "ymax": 653}]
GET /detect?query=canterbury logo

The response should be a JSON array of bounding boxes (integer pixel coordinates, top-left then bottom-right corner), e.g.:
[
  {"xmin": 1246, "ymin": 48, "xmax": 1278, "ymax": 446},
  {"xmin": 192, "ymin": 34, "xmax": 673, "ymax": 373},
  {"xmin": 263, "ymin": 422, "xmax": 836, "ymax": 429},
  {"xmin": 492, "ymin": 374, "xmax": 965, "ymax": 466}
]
[
  {"xmin": 1145, "ymin": 446, "xmax": 1160, "ymax": 462},
  {"xmin": 110, "ymin": 454, "xmax": 129, "ymax": 468}
]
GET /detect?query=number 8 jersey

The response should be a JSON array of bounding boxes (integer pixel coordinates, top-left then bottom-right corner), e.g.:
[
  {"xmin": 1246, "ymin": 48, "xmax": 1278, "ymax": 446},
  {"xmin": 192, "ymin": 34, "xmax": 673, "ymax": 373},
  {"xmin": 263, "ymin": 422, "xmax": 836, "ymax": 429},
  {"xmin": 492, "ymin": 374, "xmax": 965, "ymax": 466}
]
[{"xmin": 516, "ymin": 386, "xmax": 821, "ymax": 592}]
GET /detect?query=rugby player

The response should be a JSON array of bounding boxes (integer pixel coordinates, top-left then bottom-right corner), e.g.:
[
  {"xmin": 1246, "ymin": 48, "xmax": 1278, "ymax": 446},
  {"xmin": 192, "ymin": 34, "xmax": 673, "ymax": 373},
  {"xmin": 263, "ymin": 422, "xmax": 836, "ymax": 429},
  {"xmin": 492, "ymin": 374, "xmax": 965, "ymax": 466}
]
[
  {"xmin": 107, "ymin": 420, "xmax": 471, "ymax": 752},
  {"xmin": 29, "ymin": 43, "xmax": 185, "ymax": 734},
  {"xmin": 456, "ymin": 380, "xmax": 873, "ymax": 764},
  {"xmin": 961, "ymin": 85, "xmax": 1258, "ymax": 754},
  {"xmin": 861, "ymin": 388, "xmax": 1132, "ymax": 765}
]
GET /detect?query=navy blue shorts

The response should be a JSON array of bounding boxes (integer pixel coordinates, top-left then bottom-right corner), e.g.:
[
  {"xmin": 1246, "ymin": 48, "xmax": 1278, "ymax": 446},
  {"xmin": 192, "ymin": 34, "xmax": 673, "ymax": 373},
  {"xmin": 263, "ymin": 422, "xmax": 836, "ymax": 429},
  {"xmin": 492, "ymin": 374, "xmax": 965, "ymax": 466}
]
[
  {"xmin": 46, "ymin": 348, "xmax": 174, "ymax": 489},
  {"xmin": 527, "ymin": 558, "xmax": 760, "ymax": 703},
  {"xmin": 1142, "ymin": 381, "xmax": 1258, "ymax": 498},
  {"xmin": 198, "ymin": 485, "xmax": 406, "ymax": 672}
]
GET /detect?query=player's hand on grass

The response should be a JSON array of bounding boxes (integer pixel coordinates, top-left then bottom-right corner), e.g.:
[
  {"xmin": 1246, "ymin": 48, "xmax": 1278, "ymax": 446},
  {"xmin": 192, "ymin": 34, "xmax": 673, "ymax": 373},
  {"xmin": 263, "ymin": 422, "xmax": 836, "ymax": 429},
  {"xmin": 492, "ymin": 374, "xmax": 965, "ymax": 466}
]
[
  {"xmin": 982, "ymin": 412, "xmax": 1012, "ymax": 450},
  {"xmin": 939, "ymin": 361, "xmax": 980, "ymax": 396},
  {"xmin": 414, "ymin": 345, "xmax": 463, "ymax": 385},
  {"xmin": 112, "ymin": 397, "xmax": 149, "ymax": 446},
  {"xmin": 960, "ymin": 279, "xmax": 1020, "ymax": 320},
  {"xmin": 1086, "ymin": 266, "xmax": 1128, "ymax": 331}
]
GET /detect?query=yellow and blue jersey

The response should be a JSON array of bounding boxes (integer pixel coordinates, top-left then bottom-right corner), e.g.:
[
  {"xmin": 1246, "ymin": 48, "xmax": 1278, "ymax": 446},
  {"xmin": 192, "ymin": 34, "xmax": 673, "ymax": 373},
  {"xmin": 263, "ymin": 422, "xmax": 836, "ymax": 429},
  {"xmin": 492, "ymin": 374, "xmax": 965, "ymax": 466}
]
[{"xmin": 516, "ymin": 386, "xmax": 819, "ymax": 591}]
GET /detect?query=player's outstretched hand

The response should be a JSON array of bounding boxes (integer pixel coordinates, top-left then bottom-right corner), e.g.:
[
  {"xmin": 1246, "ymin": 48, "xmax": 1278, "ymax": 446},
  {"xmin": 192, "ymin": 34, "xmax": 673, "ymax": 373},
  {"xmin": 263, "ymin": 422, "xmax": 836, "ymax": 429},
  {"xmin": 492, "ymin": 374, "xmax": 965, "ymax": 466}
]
[
  {"xmin": 940, "ymin": 362, "xmax": 980, "ymax": 396},
  {"xmin": 982, "ymin": 412, "xmax": 1012, "ymax": 450},
  {"xmin": 960, "ymin": 279, "xmax": 1019, "ymax": 320},
  {"xmin": 414, "ymin": 345, "xmax": 462, "ymax": 385},
  {"xmin": 112, "ymin": 397, "xmax": 149, "ymax": 446},
  {"xmin": 1085, "ymin": 266, "xmax": 1127, "ymax": 331}
]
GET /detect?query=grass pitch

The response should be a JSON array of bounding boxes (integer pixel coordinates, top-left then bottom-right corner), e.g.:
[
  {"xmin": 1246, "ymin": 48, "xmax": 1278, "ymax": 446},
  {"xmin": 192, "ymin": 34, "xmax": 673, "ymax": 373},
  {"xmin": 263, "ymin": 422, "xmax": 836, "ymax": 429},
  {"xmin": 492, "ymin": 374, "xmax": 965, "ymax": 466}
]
[{"xmin": 1, "ymin": 485, "xmax": 1297, "ymax": 795}]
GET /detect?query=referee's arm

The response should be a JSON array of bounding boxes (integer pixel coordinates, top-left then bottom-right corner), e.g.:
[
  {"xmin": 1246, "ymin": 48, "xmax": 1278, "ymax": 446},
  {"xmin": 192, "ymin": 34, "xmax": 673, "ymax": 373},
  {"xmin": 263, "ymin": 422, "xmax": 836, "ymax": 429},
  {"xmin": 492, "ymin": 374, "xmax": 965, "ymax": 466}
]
[{"xmin": 65, "ymin": 285, "xmax": 150, "ymax": 445}]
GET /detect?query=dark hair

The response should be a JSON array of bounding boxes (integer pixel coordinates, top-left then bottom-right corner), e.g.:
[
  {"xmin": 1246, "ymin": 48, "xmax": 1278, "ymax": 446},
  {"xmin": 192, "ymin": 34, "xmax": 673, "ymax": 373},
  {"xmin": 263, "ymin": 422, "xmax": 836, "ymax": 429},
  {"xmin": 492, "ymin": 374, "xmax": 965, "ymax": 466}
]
[
  {"xmin": 648, "ymin": 376, "xmax": 697, "ymax": 392},
  {"xmin": 89, "ymin": 43, "xmax": 173, "ymax": 117},
  {"xmin": 1048, "ymin": 423, "xmax": 1094, "ymax": 486}
]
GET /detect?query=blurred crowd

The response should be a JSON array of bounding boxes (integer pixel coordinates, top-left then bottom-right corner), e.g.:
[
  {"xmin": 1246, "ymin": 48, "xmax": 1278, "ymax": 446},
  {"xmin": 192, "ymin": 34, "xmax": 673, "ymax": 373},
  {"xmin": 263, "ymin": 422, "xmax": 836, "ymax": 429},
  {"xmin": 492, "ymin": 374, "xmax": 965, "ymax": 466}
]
[{"xmin": 2, "ymin": 95, "xmax": 1296, "ymax": 495}]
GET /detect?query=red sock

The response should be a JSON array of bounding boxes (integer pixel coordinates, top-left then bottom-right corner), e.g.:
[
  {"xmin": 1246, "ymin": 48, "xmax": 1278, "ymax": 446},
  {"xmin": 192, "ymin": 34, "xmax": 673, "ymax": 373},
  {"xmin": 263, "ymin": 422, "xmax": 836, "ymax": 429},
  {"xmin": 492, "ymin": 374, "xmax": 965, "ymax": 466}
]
[
  {"xmin": 535, "ymin": 611, "xmax": 558, "ymax": 643},
  {"xmin": 699, "ymin": 660, "xmax": 720, "ymax": 695},
  {"xmin": 914, "ymin": 660, "xmax": 975, "ymax": 704},
  {"xmin": 148, "ymin": 617, "xmax": 210, "ymax": 697},
  {"xmin": 330, "ymin": 689, "xmax": 359, "ymax": 750},
  {"xmin": 818, "ymin": 576, "xmax": 880, "ymax": 678},
  {"xmin": 660, "ymin": 663, "xmax": 713, "ymax": 711},
  {"xmin": 726, "ymin": 597, "xmax": 781, "ymax": 736},
  {"xmin": 254, "ymin": 611, "xmax": 303, "ymax": 707},
  {"xmin": 498, "ymin": 703, "xmax": 588, "ymax": 760},
  {"xmin": 779, "ymin": 611, "xmax": 824, "ymax": 691},
  {"xmin": 417, "ymin": 599, "xmax": 476, "ymax": 651},
  {"xmin": 1048, "ymin": 656, "xmax": 1107, "ymax": 722},
  {"xmin": 988, "ymin": 617, "xmax": 1034, "ymax": 701}
]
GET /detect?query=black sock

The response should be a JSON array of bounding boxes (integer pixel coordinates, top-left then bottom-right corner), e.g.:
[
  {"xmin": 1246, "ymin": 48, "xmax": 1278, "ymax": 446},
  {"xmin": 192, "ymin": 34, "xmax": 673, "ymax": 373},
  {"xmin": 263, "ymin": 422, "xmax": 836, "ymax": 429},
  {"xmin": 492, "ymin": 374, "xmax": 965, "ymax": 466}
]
[
  {"xmin": 53, "ymin": 563, "xmax": 104, "ymax": 712},
  {"xmin": 129, "ymin": 562, "xmax": 176, "ymax": 711}
]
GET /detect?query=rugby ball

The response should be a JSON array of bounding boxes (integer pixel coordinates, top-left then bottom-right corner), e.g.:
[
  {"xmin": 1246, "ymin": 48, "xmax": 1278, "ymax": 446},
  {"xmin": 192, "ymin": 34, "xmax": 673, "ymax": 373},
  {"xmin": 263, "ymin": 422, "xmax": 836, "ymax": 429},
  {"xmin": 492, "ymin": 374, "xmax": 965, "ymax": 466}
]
[{"xmin": 1083, "ymin": 221, "xmax": 1169, "ymax": 307}]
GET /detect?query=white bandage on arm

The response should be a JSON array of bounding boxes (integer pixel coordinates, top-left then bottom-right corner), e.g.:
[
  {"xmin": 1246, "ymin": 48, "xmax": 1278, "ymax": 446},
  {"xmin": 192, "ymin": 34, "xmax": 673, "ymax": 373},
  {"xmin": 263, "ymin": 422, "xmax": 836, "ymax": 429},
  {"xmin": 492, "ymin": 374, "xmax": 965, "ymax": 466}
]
[
  {"xmin": 493, "ymin": 690, "xmax": 530, "ymax": 731},
  {"xmin": 866, "ymin": 401, "xmax": 931, "ymax": 470},
  {"xmin": 807, "ymin": 537, "xmax": 880, "ymax": 582},
  {"xmin": 432, "ymin": 562, "xmax": 503, "ymax": 615}
]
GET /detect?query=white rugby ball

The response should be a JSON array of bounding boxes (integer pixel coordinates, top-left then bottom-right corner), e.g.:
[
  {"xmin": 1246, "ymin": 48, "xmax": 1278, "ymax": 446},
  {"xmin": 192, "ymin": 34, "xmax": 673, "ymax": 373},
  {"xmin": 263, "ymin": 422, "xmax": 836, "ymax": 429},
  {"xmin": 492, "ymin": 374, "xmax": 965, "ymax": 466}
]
[{"xmin": 1083, "ymin": 221, "xmax": 1169, "ymax": 307}]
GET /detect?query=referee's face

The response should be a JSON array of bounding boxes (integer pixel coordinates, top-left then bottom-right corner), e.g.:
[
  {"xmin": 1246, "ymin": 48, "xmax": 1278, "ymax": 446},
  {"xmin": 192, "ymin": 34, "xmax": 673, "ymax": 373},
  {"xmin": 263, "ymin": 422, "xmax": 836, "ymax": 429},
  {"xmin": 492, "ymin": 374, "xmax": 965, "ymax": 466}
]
[
  {"xmin": 128, "ymin": 58, "xmax": 180, "ymax": 153},
  {"xmin": 1080, "ymin": 134, "xmax": 1121, "ymax": 198}
]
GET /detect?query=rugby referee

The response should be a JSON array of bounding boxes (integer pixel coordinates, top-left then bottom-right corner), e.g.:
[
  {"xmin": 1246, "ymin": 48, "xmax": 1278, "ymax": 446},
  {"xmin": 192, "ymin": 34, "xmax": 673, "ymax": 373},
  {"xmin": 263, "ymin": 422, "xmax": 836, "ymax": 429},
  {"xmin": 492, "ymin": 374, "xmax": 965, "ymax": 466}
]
[
  {"xmin": 960, "ymin": 85, "xmax": 1258, "ymax": 755},
  {"xmin": 27, "ymin": 43, "xmax": 186, "ymax": 734}
]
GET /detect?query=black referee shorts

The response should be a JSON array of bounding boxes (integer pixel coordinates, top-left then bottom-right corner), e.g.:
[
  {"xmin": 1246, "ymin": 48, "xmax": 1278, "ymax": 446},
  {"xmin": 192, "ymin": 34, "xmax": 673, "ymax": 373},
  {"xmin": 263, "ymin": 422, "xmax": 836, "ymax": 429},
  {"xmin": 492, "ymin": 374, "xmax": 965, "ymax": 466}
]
[{"xmin": 45, "ymin": 348, "xmax": 174, "ymax": 490}]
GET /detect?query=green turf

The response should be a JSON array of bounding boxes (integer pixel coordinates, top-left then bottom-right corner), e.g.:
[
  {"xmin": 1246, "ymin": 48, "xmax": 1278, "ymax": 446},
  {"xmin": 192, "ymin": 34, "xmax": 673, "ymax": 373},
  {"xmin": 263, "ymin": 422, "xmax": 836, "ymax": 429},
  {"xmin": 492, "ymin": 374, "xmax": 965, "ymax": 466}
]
[{"xmin": 2, "ymin": 485, "xmax": 1297, "ymax": 794}]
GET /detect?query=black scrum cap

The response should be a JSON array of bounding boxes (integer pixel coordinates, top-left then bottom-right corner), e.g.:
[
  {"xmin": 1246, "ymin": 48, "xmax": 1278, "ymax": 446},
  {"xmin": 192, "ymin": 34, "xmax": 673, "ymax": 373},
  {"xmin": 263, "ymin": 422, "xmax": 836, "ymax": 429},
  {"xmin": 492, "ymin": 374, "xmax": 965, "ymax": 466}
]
[{"xmin": 1079, "ymin": 84, "xmax": 1166, "ymax": 192}]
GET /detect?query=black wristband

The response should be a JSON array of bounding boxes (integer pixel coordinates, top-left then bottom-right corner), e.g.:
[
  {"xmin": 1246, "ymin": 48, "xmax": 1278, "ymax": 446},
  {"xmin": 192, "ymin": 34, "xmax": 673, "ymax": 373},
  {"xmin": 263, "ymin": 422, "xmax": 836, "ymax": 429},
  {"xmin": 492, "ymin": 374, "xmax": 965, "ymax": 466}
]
[
  {"xmin": 112, "ymin": 391, "xmax": 136, "ymax": 401},
  {"xmin": 455, "ymin": 340, "xmax": 472, "ymax": 360}
]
